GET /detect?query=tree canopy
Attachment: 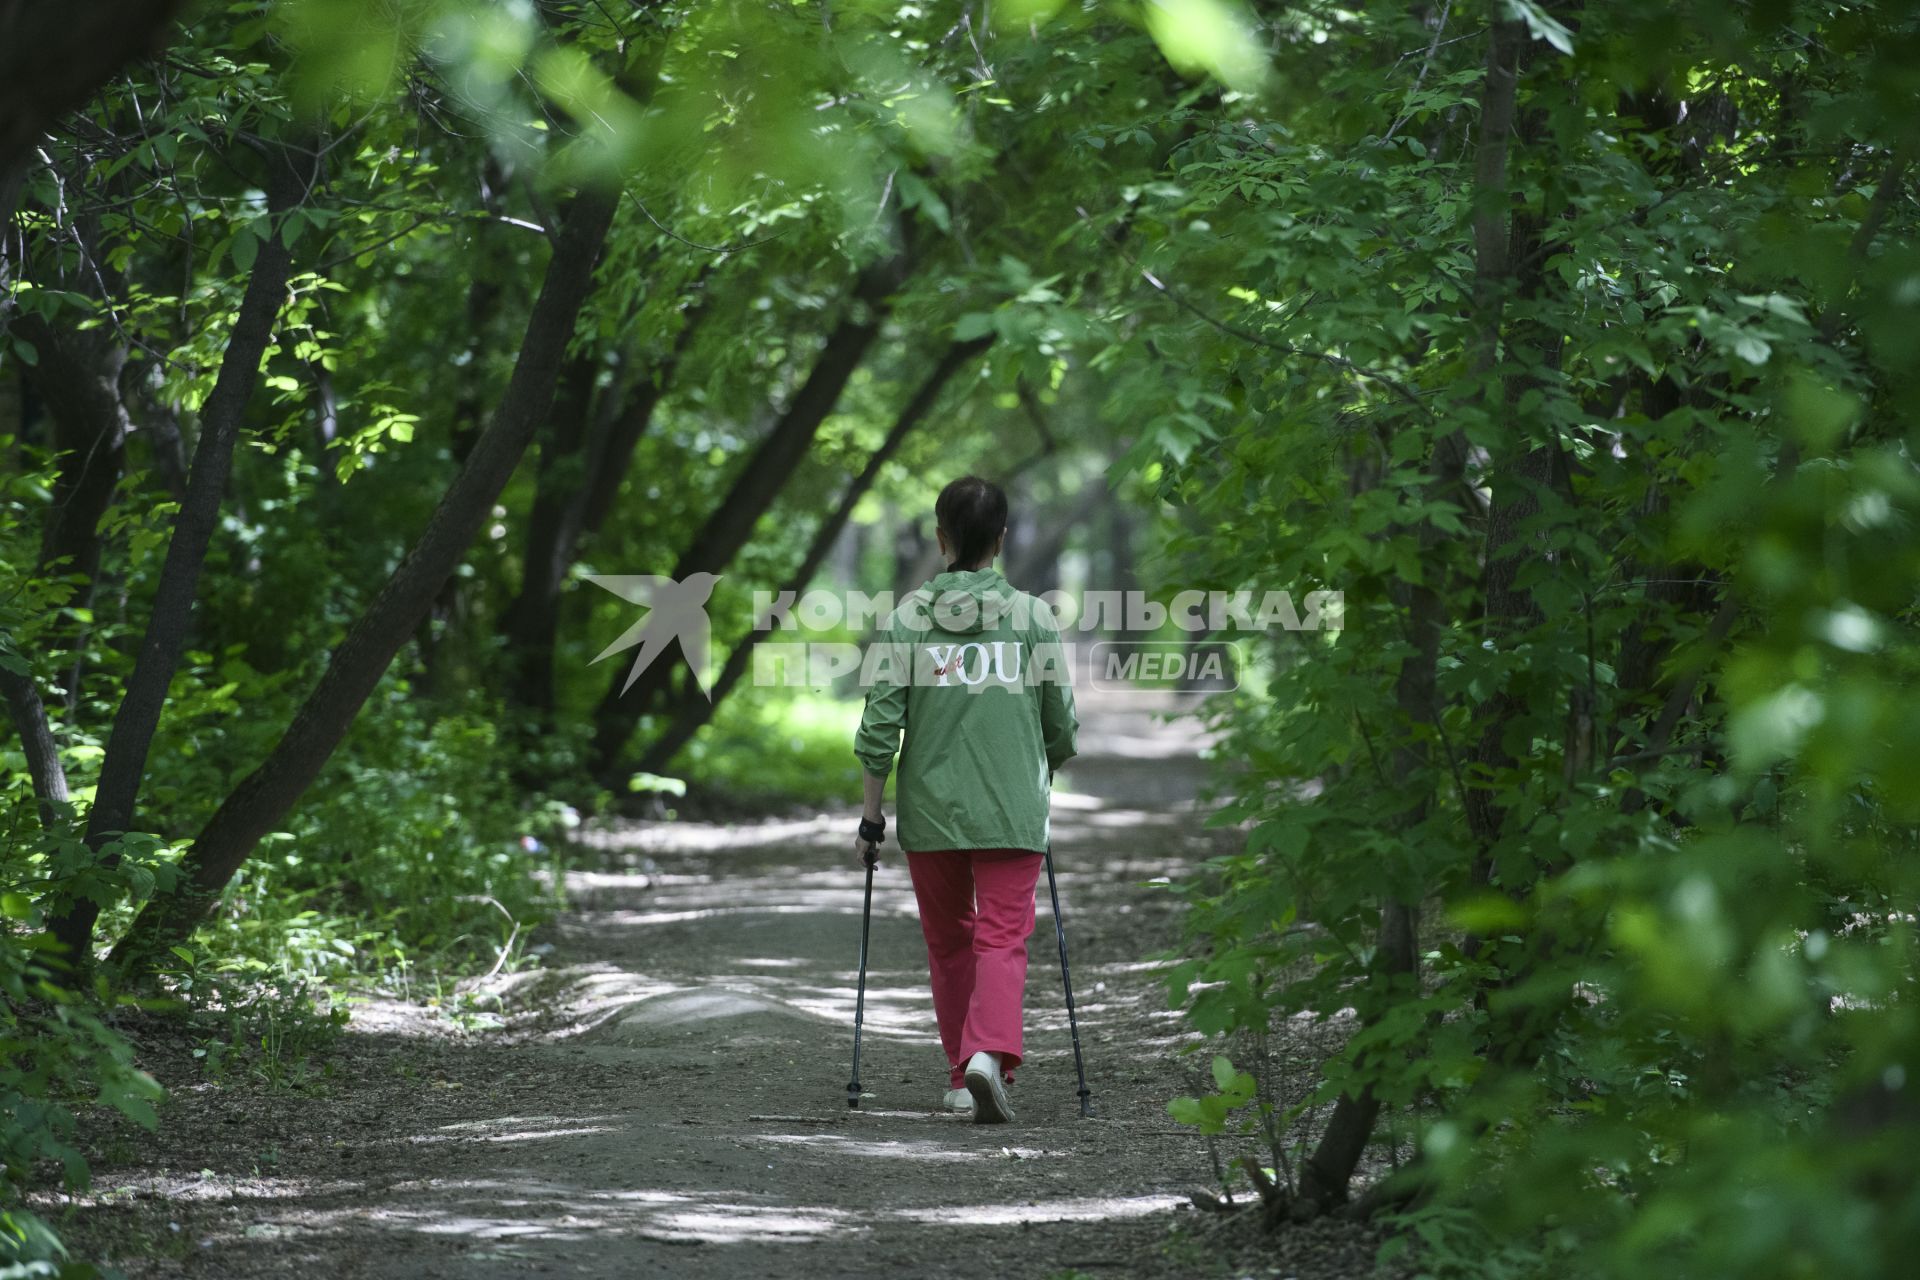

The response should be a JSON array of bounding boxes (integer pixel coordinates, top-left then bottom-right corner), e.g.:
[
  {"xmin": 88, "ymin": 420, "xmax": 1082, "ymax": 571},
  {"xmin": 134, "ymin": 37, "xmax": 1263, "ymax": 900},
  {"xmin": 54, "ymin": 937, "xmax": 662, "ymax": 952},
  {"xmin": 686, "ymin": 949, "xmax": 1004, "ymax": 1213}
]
[{"xmin": 4, "ymin": 1, "xmax": 1919, "ymax": 1276}]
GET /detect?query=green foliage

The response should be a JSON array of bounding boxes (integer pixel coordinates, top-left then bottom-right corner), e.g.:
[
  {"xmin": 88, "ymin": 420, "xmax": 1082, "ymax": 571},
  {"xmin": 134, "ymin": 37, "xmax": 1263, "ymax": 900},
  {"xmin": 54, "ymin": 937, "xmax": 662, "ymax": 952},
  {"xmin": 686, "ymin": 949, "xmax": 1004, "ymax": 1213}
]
[
  {"xmin": 1129, "ymin": 2, "xmax": 1920, "ymax": 1276},
  {"xmin": 154, "ymin": 951, "xmax": 347, "ymax": 1090},
  {"xmin": 11, "ymin": 0, "xmax": 1914, "ymax": 1274},
  {"xmin": 176, "ymin": 691, "xmax": 580, "ymax": 983},
  {"xmin": 668, "ymin": 689, "xmax": 868, "ymax": 807},
  {"xmin": 4, "ymin": 0, "xmax": 1184, "ymax": 1267},
  {"xmin": 1376, "ymin": 1205, "xmax": 1563, "ymax": 1280},
  {"xmin": 1166, "ymin": 1053, "xmax": 1257, "ymax": 1133},
  {"xmin": 0, "ymin": 935, "xmax": 162, "ymax": 1274}
]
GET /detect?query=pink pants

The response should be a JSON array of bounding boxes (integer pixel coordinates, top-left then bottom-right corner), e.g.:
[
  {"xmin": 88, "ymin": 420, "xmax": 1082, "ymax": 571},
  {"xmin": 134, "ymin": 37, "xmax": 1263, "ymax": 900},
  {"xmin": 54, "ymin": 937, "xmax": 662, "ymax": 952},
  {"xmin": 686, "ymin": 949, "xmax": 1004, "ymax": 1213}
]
[{"xmin": 905, "ymin": 847, "xmax": 1046, "ymax": 1090}]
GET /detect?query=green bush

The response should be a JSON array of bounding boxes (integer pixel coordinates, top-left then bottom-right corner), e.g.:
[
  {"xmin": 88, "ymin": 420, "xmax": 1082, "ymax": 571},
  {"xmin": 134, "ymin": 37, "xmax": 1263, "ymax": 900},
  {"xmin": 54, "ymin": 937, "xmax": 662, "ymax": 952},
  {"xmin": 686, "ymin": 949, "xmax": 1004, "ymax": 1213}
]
[
  {"xmin": 197, "ymin": 686, "xmax": 585, "ymax": 983},
  {"xmin": 665, "ymin": 687, "xmax": 868, "ymax": 808},
  {"xmin": 0, "ymin": 924, "xmax": 162, "ymax": 1276}
]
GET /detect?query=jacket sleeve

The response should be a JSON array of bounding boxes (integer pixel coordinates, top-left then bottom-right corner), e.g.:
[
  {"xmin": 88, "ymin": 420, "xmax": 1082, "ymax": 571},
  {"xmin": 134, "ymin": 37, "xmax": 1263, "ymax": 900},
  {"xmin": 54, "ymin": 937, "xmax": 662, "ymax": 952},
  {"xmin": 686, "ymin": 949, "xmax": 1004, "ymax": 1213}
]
[
  {"xmin": 853, "ymin": 622, "xmax": 910, "ymax": 781},
  {"xmin": 1034, "ymin": 611, "xmax": 1079, "ymax": 772}
]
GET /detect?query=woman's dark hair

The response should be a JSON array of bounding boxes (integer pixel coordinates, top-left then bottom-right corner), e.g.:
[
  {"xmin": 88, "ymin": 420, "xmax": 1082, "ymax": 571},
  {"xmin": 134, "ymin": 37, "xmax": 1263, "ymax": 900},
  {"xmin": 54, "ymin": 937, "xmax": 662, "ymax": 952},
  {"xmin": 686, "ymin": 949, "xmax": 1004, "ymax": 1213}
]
[{"xmin": 936, "ymin": 475, "xmax": 1009, "ymax": 569}]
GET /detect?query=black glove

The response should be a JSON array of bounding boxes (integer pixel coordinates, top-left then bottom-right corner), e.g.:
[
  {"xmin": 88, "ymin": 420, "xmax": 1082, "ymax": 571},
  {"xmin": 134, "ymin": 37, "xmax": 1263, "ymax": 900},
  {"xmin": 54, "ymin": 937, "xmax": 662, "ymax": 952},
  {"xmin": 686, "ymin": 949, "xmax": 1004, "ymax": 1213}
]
[{"xmin": 857, "ymin": 815, "xmax": 886, "ymax": 869}]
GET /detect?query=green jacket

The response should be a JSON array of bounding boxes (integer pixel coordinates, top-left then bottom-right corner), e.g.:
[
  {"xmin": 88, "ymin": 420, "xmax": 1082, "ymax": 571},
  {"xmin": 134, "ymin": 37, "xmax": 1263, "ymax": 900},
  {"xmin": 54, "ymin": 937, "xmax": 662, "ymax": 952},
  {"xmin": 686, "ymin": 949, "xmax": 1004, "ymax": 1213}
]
[{"xmin": 853, "ymin": 566, "xmax": 1079, "ymax": 853}]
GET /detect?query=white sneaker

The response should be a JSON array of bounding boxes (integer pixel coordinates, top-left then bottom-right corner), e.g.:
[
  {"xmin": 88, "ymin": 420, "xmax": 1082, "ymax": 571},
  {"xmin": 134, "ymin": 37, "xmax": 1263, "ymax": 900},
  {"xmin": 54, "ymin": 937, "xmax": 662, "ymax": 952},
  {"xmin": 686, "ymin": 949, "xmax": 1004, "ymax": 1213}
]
[
  {"xmin": 943, "ymin": 1087, "xmax": 973, "ymax": 1113},
  {"xmin": 963, "ymin": 1050, "xmax": 1014, "ymax": 1124}
]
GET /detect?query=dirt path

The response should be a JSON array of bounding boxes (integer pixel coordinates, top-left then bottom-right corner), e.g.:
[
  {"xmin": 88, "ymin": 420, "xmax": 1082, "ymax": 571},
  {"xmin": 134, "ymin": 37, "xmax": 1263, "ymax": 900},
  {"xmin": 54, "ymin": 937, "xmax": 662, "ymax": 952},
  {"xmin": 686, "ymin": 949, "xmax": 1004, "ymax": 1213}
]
[{"xmin": 55, "ymin": 693, "xmax": 1397, "ymax": 1278}]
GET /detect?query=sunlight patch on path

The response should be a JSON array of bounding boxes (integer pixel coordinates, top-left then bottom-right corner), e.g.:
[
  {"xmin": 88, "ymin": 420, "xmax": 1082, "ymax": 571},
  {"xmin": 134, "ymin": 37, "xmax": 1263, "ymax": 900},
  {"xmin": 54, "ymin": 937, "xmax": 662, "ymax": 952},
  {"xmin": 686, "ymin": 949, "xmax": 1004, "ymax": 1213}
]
[{"xmin": 893, "ymin": 1193, "xmax": 1187, "ymax": 1226}]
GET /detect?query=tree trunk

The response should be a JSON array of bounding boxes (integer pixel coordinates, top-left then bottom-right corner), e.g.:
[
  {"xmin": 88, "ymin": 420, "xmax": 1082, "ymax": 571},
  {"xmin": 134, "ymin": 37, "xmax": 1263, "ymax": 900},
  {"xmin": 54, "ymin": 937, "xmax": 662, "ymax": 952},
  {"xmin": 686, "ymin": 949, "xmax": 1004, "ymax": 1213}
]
[
  {"xmin": 0, "ymin": 160, "xmax": 26, "ymax": 317},
  {"xmin": 1292, "ymin": 9, "xmax": 1530, "ymax": 1213},
  {"xmin": 46, "ymin": 144, "xmax": 312, "ymax": 964},
  {"xmin": 501, "ymin": 280, "xmax": 711, "ymax": 727},
  {"xmin": 1459, "ymin": 3, "xmax": 1589, "ymax": 1105},
  {"xmin": 0, "ymin": 0, "xmax": 186, "ymax": 179},
  {"xmin": 1450, "ymin": 0, "xmax": 1531, "ymax": 905},
  {"xmin": 1295, "ymin": 419, "xmax": 1453, "ymax": 1216},
  {"xmin": 22, "ymin": 321, "xmax": 129, "ymax": 583},
  {"xmin": 636, "ymin": 334, "xmax": 992, "ymax": 773},
  {"xmin": 414, "ymin": 155, "xmax": 513, "ymax": 697},
  {"xmin": 0, "ymin": 665, "xmax": 70, "ymax": 830},
  {"xmin": 501, "ymin": 349, "xmax": 600, "ymax": 720},
  {"xmin": 1294, "ymin": 905, "xmax": 1420, "ymax": 1212},
  {"xmin": 16, "ymin": 316, "xmax": 130, "ymax": 702},
  {"xmin": 1005, "ymin": 481, "xmax": 1104, "ymax": 596},
  {"xmin": 107, "ymin": 183, "xmax": 621, "ymax": 971},
  {"xmin": 129, "ymin": 367, "xmax": 192, "ymax": 500},
  {"xmin": 891, "ymin": 507, "xmax": 932, "ymax": 596},
  {"xmin": 576, "ymin": 280, "xmax": 715, "ymax": 545},
  {"xmin": 585, "ymin": 253, "xmax": 909, "ymax": 778}
]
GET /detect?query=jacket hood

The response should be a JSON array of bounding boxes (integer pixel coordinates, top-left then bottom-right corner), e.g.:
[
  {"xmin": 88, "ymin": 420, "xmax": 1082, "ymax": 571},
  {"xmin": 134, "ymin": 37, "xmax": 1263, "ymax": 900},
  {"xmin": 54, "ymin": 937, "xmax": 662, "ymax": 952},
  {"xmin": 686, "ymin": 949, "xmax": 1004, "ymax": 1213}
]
[{"xmin": 905, "ymin": 566, "xmax": 1018, "ymax": 635}]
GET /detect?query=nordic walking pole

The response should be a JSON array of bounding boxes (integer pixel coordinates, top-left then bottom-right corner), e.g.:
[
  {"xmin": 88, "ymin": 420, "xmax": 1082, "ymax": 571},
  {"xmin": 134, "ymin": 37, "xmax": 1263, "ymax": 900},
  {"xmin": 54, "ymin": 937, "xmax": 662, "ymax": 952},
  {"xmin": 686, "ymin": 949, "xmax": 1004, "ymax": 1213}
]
[
  {"xmin": 847, "ymin": 834, "xmax": 880, "ymax": 1108},
  {"xmin": 1044, "ymin": 836, "xmax": 1095, "ymax": 1118}
]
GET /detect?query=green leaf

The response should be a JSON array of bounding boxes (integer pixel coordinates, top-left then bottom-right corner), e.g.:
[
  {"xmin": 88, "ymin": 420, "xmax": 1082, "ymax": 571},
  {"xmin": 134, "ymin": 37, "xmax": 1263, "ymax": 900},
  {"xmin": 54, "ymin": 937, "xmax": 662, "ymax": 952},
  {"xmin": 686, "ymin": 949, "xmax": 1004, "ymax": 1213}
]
[
  {"xmin": 125, "ymin": 864, "xmax": 156, "ymax": 902},
  {"xmin": 232, "ymin": 227, "xmax": 260, "ymax": 274},
  {"xmin": 953, "ymin": 312, "xmax": 996, "ymax": 341},
  {"xmin": 895, "ymin": 172, "xmax": 951, "ymax": 233}
]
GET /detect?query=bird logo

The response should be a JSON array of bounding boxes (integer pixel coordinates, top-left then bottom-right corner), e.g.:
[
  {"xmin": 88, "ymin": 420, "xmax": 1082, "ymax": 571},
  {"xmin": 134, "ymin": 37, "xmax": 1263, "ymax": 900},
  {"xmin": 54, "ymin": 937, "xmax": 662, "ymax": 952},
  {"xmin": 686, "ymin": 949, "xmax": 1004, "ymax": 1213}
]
[{"xmin": 584, "ymin": 572, "xmax": 722, "ymax": 699}]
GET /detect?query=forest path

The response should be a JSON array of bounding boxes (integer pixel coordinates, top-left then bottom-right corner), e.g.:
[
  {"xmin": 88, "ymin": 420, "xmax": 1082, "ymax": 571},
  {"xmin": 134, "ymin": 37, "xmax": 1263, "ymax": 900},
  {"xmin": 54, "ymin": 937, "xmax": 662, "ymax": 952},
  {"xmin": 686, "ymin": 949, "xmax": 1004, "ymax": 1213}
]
[
  {"xmin": 66, "ymin": 692, "xmax": 1387, "ymax": 1278},
  {"xmin": 378, "ymin": 689, "xmax": 1226, "ymax": 1279}
]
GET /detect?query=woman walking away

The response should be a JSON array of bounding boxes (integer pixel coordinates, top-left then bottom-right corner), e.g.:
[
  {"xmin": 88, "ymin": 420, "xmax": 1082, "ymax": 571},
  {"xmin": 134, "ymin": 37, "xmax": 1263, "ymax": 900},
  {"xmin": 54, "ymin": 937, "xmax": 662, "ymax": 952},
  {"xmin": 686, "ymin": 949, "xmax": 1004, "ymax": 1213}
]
[{"xmin": 851, "ymin": 475, "xmax": 1079, "ymax": 1124}]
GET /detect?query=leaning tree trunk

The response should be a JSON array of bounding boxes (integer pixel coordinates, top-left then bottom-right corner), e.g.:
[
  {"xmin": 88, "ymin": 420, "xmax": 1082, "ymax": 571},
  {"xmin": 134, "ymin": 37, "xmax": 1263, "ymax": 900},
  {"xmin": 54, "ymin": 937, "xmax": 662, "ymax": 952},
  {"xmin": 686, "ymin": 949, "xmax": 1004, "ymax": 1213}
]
[
  {"xmin": 108, "ymin": 183, "xmax": 621, "ymax": 971},
  {"xmin": 500, "ymin": 350, "xmax": 601, "ymax": 719},
  {"xmin": 585, "ymin": 252, "xmax": 909, "ymax": 779},
  {"xmin": 635, "ymin": 334, "xmax": 993, "ymax": 773},
  {"xmin": 46, "ymin": 143, "xmax": 313, "ymax": 964},
  {"xmin": 414, "ymin": 156, "xmax": 514, "ymax": 697},
  {"xmin": 501, "ymin": 277, "xmax": 711, "ymax": 728}
]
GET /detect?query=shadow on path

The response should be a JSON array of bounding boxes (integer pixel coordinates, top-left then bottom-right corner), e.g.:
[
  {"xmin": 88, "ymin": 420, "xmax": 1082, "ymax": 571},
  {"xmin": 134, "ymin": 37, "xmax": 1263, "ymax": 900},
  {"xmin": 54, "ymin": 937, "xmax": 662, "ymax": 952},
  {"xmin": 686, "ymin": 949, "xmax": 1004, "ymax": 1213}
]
[{"xmin": 71, "ymin": 691, "xmax": 1251, "ymax": 1279}]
